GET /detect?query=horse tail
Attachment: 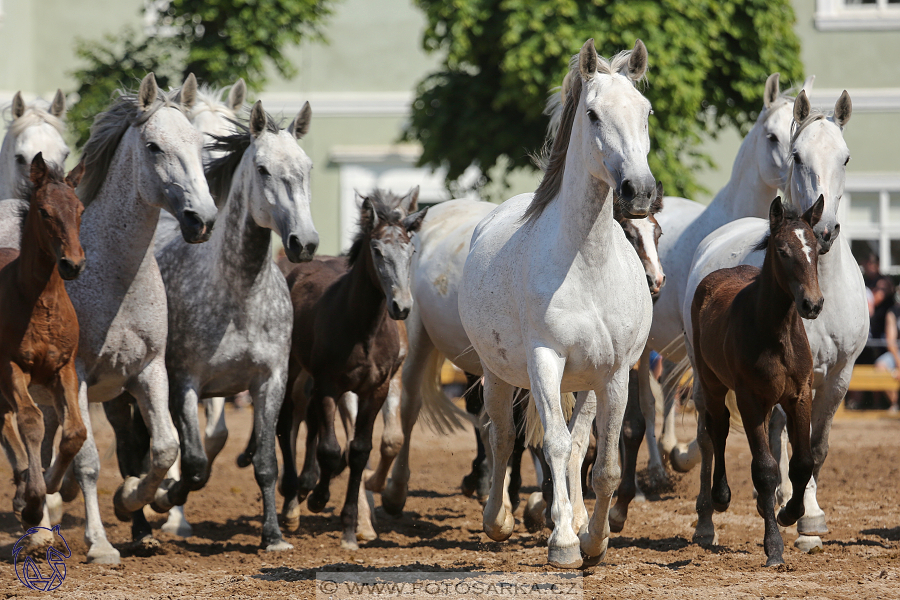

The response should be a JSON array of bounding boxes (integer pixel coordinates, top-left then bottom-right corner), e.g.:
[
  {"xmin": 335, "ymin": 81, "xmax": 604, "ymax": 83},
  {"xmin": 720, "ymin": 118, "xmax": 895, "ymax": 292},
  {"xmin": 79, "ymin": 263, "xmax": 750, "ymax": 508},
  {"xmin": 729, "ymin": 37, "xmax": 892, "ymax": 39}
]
[
  {"xmin": 522, "ymin": 391, "xmax": 577, "ymax": 449},
  {"xmin": 724, "ymin": 390, "xmax": 745, "ymax": 433},
  {"xmin": 419, "ymin": 351, "xmax": 477, "ymax": 434}
]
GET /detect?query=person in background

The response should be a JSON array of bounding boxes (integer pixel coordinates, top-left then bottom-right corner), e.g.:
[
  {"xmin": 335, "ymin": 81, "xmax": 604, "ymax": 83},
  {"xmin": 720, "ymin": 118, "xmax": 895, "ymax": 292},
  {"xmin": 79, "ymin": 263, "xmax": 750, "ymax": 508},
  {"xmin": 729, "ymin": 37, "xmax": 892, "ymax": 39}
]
[{"xmin": 874, "ymin": 283, "xmax": 900, "ymax": 412}]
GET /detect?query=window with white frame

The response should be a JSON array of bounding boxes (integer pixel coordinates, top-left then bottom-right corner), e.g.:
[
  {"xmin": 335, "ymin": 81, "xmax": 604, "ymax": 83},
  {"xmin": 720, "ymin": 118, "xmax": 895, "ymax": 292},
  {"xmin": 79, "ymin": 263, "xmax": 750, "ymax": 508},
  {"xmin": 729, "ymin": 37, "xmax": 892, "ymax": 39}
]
[
  {"xmin": 816, "ymin": 0, "xmax": 900, "ymax": 30},
  {"xmin": 842, "ymin": 177, "xmax": 900, "ymax": 274}
]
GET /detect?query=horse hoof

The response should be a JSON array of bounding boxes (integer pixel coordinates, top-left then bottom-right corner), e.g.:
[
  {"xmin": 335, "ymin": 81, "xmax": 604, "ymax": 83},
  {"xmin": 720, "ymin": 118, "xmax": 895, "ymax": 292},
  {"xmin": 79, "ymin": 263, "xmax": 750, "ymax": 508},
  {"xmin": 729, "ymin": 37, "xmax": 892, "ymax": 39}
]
[
  {"xmin": 160, "ymin": 520, "xmax": 193, "ymax": 538},
  {"xmin": 765, "ymin": 554, "xmax": 785, "ymax": 567},
  {"xmin": 646, "ymin": 465, "xmax": 671, "ymax": 493},
  {"xmin": 523, "ymin": 492, "xmax": 546, "ymax": 533},
  {"xmin": 59, "ymin": 473, "xmax": 80, "ymax": 502},
  {"xmin": 46, "ymin": 493, "xmax": 63, "ymax": 525},
  {"xmin": 608, "ymin": 514, "xmax": 626, "ymax": 534},
  {"xmin": 548, "ymin": 544, "xmax": 582, "ymax": 569},
  {"xmin": 265, "ymin": 539, "xmax": 294, "ymax": 552},
  {"xmin": 797, "ymin": 514, "xmax": 828, "ymax": 536},
  {"xmin": 483, "ymin": 510, "xmax": 515, "ymax": 542},
  {"xmin": 236, "ymin": 453, "xmax": 253, "ymax": 469},
  {"xmin": 307, "ymin": 492, "xmax": 329, "ymax": 514},
  {"xmin": 692, "ymin": 531, "xmax": 719, "ymax": 546},
  {"xmin": 128, "ymin": 535, "xmax": 162, "ymax": 556},
  {"xmin": 776, "ymin": 506, "xmax": 800, "ymax": 528},
  {"xmin": 113, "ymin": 486, "xmax": 134, "ymax": 522},
  {"xmin": 357, "ymin": 527, "xmax": 377, "ymax": 542},
  {"xmin": 86, "ymin": 540, "xmax": 121, "ymax": 564},
  {"xmin": 381, "ymin": 480, "xmax": 407, "ymax": 517},
  {"xmin": 794, "ymin": 535, "xmax": 824, "ymax": 553},
  {"xmin": 581, "ymin": 548, "xmax": 607, "ymax": 567}
]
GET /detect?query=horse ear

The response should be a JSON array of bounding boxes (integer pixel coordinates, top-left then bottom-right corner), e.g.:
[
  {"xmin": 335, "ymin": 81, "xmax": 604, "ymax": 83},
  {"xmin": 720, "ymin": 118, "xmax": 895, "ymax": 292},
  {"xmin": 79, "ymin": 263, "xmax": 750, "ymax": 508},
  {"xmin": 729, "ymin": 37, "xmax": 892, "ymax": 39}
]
[
  {"xmin": 228, "ymin": 78, "xmax": 247, "ymax": 111},
  {"xmin": 402, "ymin": 206, "xmax": 429, "ymax": 233},
  {"xmin": 763, "ymin": 73, "xmax": 780, "ymax": 109},
  {"xmin": 834, "ymin": 90, "xmax": 852, "ymax": 129},
  {"xmin": 803, "ymin": 194, "xmax": 826, "ymax": 230},
  {"xmin": 768, "ymin": 196, "xmax": 785, "ymax": 231},
  {"xmin": 180, "ymin": 73, "xmax": 198, "ymax": 110},
  {"xmin": 290, "ymin": 101, "xmax": 311, "ymax": 140},
  {"xmin": 50, "ymin": 89, "xmax": 67, "ymax": 118},
  {"xmin": 793, "ymin": 89, "xmax": 811, "ymax": 124},
  {"xmin": 249, "ymin": 100, "xmax": 267, "ymax": 138},
  {"xmin": 801, "ymin": 74, "xmax": 815, "ymax": 95},
  {"xmin": 66, "ymin": 160, "xmax": 86, "ymax": 189},
  {"xmin": 30, "ymin": 152, "xmax": 48, "ymax": 189},
  {"xmin": 138, "ymin": 73, "xmax": 159, "ymax": 112},
  {"xmin": 401, "ymin": 185, "xmax": 420, "ymax": 214},
  {"xmin": 11, "ymin": 92, "xmax": 25, "ymax": 119},
  {"xmin": 579, "ymin": 38, "xmax": 598, "ymax": 81},
  {"xmin": 627, "ymin": 39, "xmax": 649, "ymax": 82},
  {"xmin": 360, "ymin": 195, "xmax": 379, "ymax": 230}
]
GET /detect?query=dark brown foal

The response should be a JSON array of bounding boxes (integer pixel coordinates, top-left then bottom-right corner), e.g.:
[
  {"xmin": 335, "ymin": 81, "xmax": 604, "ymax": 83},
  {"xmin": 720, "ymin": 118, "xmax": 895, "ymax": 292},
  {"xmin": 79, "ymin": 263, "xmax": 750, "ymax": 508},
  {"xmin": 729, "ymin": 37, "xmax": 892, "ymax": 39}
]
[
  {"xmin": 690, "ymin": 195, "xmax": 825, "ymax": 566},
  {"xmin": 0, "ymin": 154, "xmax": 86, "ymax": 527},
  {"xmin": 281, "ymin": 187, "xmax": 426, "ymax": 549}
]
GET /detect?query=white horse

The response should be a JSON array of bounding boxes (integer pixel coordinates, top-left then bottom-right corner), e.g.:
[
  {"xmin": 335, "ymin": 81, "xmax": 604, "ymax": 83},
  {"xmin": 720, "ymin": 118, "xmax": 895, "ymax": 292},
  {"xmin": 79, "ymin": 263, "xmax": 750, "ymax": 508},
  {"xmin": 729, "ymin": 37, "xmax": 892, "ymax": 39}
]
[
  {"xmin": 459, "ymin": 39, "xmax": 655, "ymax": 568},
  {"xmin": 643, "ymin": 74, "xmax": 815, "ymax": 474},
  {"xmin": 1, "ymin": 90, "xmax": 69, "ymax": 200},
  {"xmin": 154, "ymin": 78, "xmax": 247, "ymax": 539},
  {"xmin": 681, "ymin": 90, "xmax": 861, "ymax": 553},
  {"xmin": 64, "ymin": 73, "xmax": 218, "ymax": 563}
]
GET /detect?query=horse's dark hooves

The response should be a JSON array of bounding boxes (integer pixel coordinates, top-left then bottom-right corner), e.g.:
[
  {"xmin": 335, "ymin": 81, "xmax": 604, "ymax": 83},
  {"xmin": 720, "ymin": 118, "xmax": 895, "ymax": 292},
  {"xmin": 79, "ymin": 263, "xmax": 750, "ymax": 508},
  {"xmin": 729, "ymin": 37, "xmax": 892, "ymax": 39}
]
[
  {"xmin": 112, "ymin": 487, "xmax": 133, "ymax": 522},
  {"xmin": 307, "ymin": 492, "xmax": 329, "ymax": 514},
  {"xmin": 236, "ymin": 452, "xmax": 253, "ymax": 468},
  {"xmin": 764, "ymin": 554, "xmax": 785, "ymax": 568}
]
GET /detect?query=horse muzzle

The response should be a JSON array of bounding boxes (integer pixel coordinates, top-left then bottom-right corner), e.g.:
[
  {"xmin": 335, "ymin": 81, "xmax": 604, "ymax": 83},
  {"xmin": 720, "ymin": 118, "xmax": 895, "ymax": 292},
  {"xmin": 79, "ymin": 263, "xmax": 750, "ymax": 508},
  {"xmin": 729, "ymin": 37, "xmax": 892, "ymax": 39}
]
[
  {"xmin": 284, "ymin": 232, "xmax": 319, "ymax": 263},
  {"xmin": 58, "ymin": 257, "xmax": 86, "ymax": 280},
  {"xmin": 617, "ymin": 177, "xmax": 657, "ymax": 219}
]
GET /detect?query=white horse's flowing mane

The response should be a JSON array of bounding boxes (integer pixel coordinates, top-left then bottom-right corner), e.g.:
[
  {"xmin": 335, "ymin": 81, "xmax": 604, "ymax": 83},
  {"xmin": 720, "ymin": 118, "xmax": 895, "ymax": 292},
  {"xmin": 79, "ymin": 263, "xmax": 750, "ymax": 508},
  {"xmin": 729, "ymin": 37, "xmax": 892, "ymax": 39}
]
[
  {"xmin": 2, "ymin": 100, "xmax": 66, "ymax": 137},
  {"xmin": 192, "ymin": 84, "xmax": 240, "ymax": 120}
]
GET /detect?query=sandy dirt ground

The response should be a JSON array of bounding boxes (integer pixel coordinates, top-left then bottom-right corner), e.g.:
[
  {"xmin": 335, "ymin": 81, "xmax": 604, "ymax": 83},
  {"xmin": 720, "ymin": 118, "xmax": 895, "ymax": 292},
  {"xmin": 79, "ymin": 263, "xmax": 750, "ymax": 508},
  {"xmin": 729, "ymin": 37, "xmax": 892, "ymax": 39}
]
[{"xmin": 0, "ymin": 403, "xmax": 898, "ymax": 599}]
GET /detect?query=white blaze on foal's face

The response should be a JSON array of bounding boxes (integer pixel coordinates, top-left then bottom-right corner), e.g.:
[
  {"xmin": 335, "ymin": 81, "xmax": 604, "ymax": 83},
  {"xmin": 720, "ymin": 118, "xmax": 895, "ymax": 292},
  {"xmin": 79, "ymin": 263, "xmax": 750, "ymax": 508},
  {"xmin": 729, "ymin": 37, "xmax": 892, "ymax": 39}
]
[{"xmin": 794, "ymin": 228, "xmax": 812, "ymax": 263}]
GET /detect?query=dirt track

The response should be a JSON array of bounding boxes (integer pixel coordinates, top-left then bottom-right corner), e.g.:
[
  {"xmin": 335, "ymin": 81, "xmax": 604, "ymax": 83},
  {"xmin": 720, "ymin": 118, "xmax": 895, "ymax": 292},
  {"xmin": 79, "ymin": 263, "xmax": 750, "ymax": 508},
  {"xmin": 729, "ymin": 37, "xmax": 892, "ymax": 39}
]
[{"xmin": 1, "ymin": 404, "xmax": 899, "ymax": 599}]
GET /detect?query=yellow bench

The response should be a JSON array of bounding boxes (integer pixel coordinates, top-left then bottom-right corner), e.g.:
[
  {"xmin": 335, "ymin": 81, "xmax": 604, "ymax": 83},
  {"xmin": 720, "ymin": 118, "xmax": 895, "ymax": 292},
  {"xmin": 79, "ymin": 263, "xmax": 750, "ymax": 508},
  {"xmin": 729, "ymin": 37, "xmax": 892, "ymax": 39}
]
[{"xmin": 847, "ymin": 364, "xmax": 900, "ymax": 392}]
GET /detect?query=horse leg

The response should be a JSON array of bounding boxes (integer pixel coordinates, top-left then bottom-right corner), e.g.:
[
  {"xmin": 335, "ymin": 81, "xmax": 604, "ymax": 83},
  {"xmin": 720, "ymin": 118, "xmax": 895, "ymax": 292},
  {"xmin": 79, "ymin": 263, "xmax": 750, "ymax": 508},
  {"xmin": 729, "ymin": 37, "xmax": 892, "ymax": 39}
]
[
  {"xmin": 337, "ymin": 391, "xmax": 357, "ymax": 474},
  {"xmin": 637, "ymin": 346, "xmax": 668, "ymax": 490},
  {"xmin": 237, "ymin": 428, "xmax": 256, "ymax": 468},
  {"xmin": 481, "ymin": 368, "xmax": 516, "ymax": 545},
  {"xmin": 340, "ymin": 384, "xmax": 387, "ymax": 550},
  {"xmin": 460, "ymin": 374, "xmax": 489, "ymax": 500},
  {"xmin": 278, "ymin": 375, "xmax": 301, "ymax": 531},
  {"xmin": 307, "ymin": 389, "xmax": 341, "ymax": 514},
  {"xmin": 768, "ymin": 406, "xmax": 792, "ymax": 507},
  {"xmin": 610, "ymin": 372, "xmax": 644, "ymax": 533},
  {"xmin": 708, "ymin": 395, "xmax": 732, "ymax": 513},
  {"xmin": 795, "ymin": 373, "xmax": 846, "ymax": 551},
  {"xmin": 567, "ymin": 391, "xmax": 597, "ymax": 540},
  {"xmin": 72, "ymin": 364, "xmax": 120, "ymax": 563},
  {"xmin": 43, "ymin": 361, "xmax": 87, "ymax": 495},
  {"xmin": 296, "ymin": 377, "xmax": 322, "ymax": 505},
  {"xmin": 507, "ymin": 394, "xmax": 527, "ymax": 513},
  {"xmin": 203, "ymin": 397, "xmax": 229, "ymax": 470},
  {"xmin": 776, "ymin": 391, "xmax": 814, "ymax": 530},
  {"xmin": 580, "ymin": 367, "xmax": 629, "ymax": 566},
  {"xmin": 741, "ymin": 397, "xmax": 785, "ymax": 567},
  {"xmin": 250, "ymin": 372, "xmax": 292, "ymax": 552},
  {"xmin": 368, "ymin": 370, "xmax": 403, "ymax": 493},
  {"xmin": 102, "ymin": 394, "xmax": 146, "ymax": 524},
  {"xmin": 159, "ymin": 381, "xmax": 207, "ymax": 511},
  {"xmin": 1, "ymin": 362, "xmax": 45, "ymax": 526},
  {"xmin": 691, "ymin": 379, "xmax": 720, "ymax": 546},
  {"xmin": 1, "ymin": 408, "xmax": 29, "ymax": 523},
  {"xmin": 523, "ymin": 447, "xmax": 548, "ymax": 533},
  {"xmin": 113, "ymin": 357, "xmax": 179, "ymax": 517},
  {"xmin": 383, "ymin": 312, "xmax": 435, "ymax": 515}
]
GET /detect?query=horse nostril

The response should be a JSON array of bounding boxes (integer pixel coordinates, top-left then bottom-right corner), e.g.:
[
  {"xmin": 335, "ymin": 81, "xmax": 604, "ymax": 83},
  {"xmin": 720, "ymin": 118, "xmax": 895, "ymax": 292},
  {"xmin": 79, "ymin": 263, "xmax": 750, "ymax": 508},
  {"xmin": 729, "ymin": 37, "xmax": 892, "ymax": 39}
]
[
  {"xmin": 822, "ymin": 229, "xmax": 831, "ymax": 242},
  {"xmin": 646, "ymin": 274, "xmax": 654, "ymax": 289},
  {"xmin": 287, "ymin": 234, "xmax": 302, "ymax": 257},
  {"xmin": 621, "ymin": 179, "xmax": 635, "ymax": 199},
  {"xmin": 303, "ymin": 242, "xmax": 317, "ymax": 257},
  {"xmin": 183, "ymin": 210, "xmax": 204, "ymax": 233}
]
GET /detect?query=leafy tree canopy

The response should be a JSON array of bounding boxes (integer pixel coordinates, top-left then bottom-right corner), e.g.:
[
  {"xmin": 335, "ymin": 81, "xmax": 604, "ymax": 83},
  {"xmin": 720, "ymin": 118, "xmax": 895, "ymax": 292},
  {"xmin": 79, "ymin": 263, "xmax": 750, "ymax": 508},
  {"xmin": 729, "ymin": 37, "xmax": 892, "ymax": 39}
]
[
  {"xmin": 404, "ymin": 0, "xmax": 804, "ymax": 200},
  {"xmin": 69, "ymin": 0, "xmax": 336, "ymax": 147}
]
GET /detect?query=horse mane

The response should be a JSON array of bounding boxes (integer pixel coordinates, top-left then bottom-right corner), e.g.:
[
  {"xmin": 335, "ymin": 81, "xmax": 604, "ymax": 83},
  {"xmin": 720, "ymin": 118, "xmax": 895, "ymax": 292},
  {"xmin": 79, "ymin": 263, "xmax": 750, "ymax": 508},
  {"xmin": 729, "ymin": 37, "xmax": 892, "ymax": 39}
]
[
  {"xmin": 752, "ymin": 203, "xmax": 804, "ymax": 252},
  {"xmin": 2, "ymin": 101, "xmax": 66, "ymax": 137},
  {"xmin": 347, "ymin": 189, "xmax": 409, "ymax": 267},
  {"xmin": 779, "ymin": 108, "xmax": 829, "ymax": 207},
  {"xmin": 192, "ymin": 85, "xmax": 238, "ymax": 120},
  {"xmin": 524, "ymin": 48, "xmax": 642, "ymax": 225},
  {"xmin": 77, "ymin": 87, "xmax": 185, "ymax": 207},
  {"xmin": 205, "ymin": 114, "xmax": 280, "ymax": 201}
]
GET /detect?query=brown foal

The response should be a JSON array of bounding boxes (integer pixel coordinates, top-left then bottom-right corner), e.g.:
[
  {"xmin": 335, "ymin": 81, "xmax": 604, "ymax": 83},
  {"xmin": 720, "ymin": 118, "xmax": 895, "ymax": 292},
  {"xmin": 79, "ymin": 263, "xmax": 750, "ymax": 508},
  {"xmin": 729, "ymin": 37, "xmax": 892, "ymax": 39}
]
[
  {"xmin": 690, "ymin": 195, "xmax": 825, "ymax": 566},
  {"xmin": 0, "ymin": 153, "xmax": 86, "ymax": 527}
]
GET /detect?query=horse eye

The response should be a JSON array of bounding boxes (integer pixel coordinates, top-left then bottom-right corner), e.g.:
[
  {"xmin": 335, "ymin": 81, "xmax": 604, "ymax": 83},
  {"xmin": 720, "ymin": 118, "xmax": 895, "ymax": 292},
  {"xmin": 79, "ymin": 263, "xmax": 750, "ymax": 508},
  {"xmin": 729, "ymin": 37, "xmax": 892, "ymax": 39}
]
[
  {"xmin": 766, "ymin": 133, "xmax": 778, "ymax": 143},
  {"xmin": 792, "ymin": 151, "xmax": 802, "ymax": 165},
  {"xmin": 257, "ymin": 165, "xmax": 270, "ymax": 177},
  {"xmin": 146, "ymin": 142, "xmax": 163, "ymax": 154},
  {"xmin": 844, "ymin": 156, "xmax": 851, "ymax": 166},
  {"xmin": 15, "ymin": 154, "xmax": 26, "ymax": 165},
  {"xmin": 587, "ymin": 109, "xmax": 599, "ymax": 123},
  {"xmin": 38, "ymin": 208, "xmax": 50, "ymax": 219}
]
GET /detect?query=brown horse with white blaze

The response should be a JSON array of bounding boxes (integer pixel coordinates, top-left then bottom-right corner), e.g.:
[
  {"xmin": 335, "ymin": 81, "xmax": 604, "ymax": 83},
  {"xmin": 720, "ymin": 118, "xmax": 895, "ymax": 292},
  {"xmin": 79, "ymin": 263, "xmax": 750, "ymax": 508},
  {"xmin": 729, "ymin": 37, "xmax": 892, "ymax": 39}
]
[
  {"xmin": 689, "ymin": 195, "xmax": 824, "ymax": 566},
  {"xmin": 0, "ymin": 153, "xmax": 86, "ymax": 528}
]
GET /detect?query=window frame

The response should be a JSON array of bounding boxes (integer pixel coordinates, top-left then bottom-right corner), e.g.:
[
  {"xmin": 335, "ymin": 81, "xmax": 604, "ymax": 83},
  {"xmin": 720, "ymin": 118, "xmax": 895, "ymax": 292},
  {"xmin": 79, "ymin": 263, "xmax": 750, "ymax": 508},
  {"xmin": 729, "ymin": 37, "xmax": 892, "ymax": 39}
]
[{"xmin": 816, "ymin": 0, "xmax": 900, "ymax": 31}]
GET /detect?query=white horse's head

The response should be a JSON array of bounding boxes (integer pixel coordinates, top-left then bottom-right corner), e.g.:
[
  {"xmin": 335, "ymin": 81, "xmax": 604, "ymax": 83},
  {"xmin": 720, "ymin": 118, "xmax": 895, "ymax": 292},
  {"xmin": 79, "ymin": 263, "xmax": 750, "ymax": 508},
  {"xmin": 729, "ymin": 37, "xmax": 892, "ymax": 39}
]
[
  {"xmin": 576, "ymin": 38, "xmax": 656, "ymax": 217},
  {"xmin": 78, "ymin": 73, "xmax": 218, "ymax": 243},
  {"xmin": 785, "ymin": 89, "xmax": 852, "ymax": 254},
  {"xmin": 1, "ymin": 90, "xmax": 69, "ymax": 199},
  {"xmin": 751, "ymin": 73, "xmax": 815, "ymax": 190},
  {"xmin": 186, "ymin": 78, "xmax": 246, "ymax": 163},
  {"xmin": 209, "ymin": 99, "xmax": 319, "ymax": 262}
]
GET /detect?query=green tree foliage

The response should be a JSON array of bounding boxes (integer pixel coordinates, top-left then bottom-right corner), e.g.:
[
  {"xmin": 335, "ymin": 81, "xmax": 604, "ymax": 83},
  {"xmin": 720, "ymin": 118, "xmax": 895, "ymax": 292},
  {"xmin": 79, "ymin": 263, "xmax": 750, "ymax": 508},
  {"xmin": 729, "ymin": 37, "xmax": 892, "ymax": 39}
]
[
  {"xmin": 404, "ymin": 0, "xmax": 804, "ymax": 199},
  {"xmin": 69, "ymin": 0, "xmax": 336, "ymax": 148}
]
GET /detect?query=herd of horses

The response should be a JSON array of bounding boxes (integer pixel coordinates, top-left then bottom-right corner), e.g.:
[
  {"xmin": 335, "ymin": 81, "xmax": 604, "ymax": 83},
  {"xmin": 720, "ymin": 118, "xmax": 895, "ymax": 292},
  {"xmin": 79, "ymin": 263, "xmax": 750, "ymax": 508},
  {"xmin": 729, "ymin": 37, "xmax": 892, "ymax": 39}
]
[{"xmin": 0, "ymin": 37, "xmax": 867, "ymax": 571}]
